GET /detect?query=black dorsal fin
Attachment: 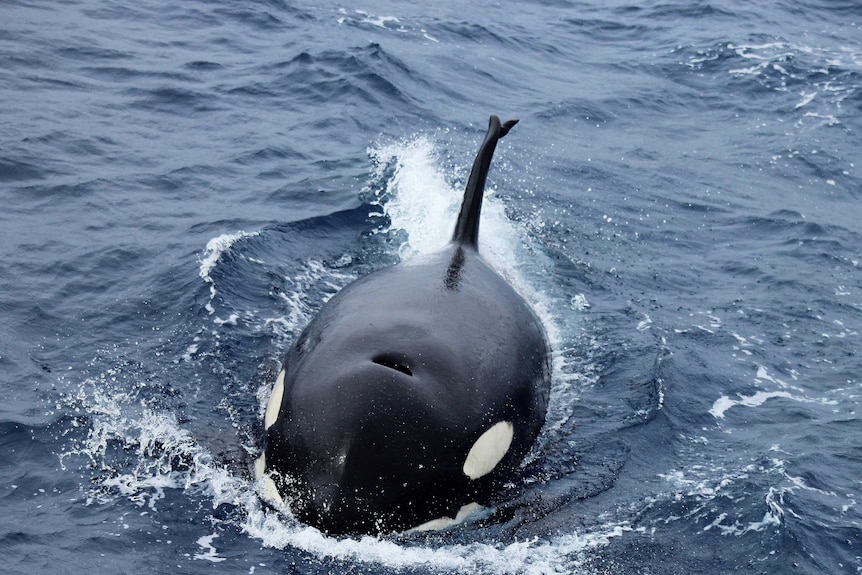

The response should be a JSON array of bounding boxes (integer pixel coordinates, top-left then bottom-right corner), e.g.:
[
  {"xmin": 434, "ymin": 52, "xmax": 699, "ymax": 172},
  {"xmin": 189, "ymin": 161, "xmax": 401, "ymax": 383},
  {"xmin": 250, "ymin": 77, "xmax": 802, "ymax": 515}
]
[{"xmin": 451, "ymin": 115, "xmax": 518, "ymax": 249}]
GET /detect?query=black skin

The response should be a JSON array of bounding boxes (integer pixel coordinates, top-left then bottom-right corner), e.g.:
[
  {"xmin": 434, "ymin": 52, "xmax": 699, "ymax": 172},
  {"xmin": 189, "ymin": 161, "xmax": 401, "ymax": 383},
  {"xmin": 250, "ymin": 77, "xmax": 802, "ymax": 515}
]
[{"xmin": 263, "ymin": 116, "xmax": 551, "ymax": 535}]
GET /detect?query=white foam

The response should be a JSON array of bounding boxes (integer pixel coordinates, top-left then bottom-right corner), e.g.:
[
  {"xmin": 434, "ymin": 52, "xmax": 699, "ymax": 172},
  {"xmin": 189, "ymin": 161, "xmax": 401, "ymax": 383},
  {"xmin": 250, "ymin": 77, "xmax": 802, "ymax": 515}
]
[
  {"xmin": 244, "ymin": 508, "xmax": 635, "ymax": 575},
  {"xmin": 263, "ymin": 259, "xmax": 355, "ymax": 341},
  {"xmin": 367, "ymin": 133, "xmax": 542, "ymax": 282},
  {"xmin": 795, "ymin": 91, "xmax": 817, "ymax": 109},
  {"xmin": 194, "ymin": 534, "xmax": 227, "ymax": 563},
  {"xmin": 181, "ymin": 342, "xmax": 199, "ymax": 362},
  {"xmin": 636, "ymin": 314, "xmax": 652, "ymax": 331},
  {"xmin": 754, "ymin": 365, "xmax": 788, "ymax": 389},
  {"xmin": 570, "ymin": 294, "xmax": 590, "ymax": 311},
  {"xmin": 199, "ymin": 231, "xmax": 258, "ymax": 315},
  {"xmin": 353, "ymin": 10, "xmax": 400, "ymax": 29},
  {"xmin": 60, "ymin": 373, "xmax": 249, "ymax": 512},
  {"xmin": 710, "ymin": 390, "xmax": 796, "ymax": 419},
  {"xmin": 659, "ymin": 460, "xmax": 787, "ymax": 535},
  {"xmin": 368, "ymin": 135, "xmax": 460, "ymax": 258},
  {"xmin": 199, "ymin": 231, "xmax": 258, "ymax": 281},
  {"xmin": 710, "ymin": 387, "xmax": 837, "ymax": 419}
]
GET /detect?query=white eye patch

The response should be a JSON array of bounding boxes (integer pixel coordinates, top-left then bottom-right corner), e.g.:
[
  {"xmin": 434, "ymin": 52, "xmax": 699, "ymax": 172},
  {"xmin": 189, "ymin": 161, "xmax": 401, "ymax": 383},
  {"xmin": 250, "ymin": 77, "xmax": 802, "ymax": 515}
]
[
  {"xmin": 264, "ymin": 370, "xmax": 285, "ymax": 430},
  {"xmin": 462, "ymin": 421, "xmax": 513, "ymax": 480}
]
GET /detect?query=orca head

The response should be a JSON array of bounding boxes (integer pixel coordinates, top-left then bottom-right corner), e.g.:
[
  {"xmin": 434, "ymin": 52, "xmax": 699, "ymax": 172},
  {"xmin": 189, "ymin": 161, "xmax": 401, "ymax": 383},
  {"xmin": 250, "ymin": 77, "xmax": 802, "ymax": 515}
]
[{"xmin": 261, "ymin": 346, "xmax": 517, "ymax": 534}]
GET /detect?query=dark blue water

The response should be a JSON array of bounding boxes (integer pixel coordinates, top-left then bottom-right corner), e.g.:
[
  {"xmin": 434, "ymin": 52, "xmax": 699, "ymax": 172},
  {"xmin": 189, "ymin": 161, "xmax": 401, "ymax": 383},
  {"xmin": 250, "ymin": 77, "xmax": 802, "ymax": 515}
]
[{"xmin": 2, "ymin": 1, "xmax": 861, "ymax": 573}]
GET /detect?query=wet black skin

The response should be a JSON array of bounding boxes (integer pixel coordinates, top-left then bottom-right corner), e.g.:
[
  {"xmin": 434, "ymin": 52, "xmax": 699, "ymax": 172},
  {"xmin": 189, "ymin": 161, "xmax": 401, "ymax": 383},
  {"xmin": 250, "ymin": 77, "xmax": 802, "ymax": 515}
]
[{"xmin": 263, "ymin": 116, "xmax": 551, "ymax": 535}]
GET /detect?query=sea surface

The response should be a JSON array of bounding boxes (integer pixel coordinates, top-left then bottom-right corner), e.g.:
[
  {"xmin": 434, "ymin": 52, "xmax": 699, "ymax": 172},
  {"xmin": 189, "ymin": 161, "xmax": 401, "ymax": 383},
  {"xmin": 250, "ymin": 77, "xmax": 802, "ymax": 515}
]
[{"xmin": 2, "ymin": 1, "xmax": 861, "ymax": 573}]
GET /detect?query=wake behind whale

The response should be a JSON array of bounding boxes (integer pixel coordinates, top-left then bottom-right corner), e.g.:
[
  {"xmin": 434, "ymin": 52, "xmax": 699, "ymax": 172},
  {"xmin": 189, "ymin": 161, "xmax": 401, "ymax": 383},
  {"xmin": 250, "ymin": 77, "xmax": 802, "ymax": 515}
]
[{"xmin": 257, "ymin": 116, "xmax": 552, "ymax": 535}]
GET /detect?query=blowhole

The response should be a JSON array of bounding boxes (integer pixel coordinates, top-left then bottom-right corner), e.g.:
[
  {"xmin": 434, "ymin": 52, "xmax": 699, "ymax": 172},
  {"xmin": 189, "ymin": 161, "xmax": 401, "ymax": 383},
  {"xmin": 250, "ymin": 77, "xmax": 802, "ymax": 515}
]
[{"xmin": 372, "ymin": 353, "xmax": 413, "ymax": 377}]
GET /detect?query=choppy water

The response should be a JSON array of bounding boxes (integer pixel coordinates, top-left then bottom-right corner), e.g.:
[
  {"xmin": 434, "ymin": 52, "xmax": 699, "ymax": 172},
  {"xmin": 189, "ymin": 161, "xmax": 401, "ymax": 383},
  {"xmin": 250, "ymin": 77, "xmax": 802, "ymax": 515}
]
[{"xmin": 2, "ymin": 1, "xmax": 861, "ymax": 573}]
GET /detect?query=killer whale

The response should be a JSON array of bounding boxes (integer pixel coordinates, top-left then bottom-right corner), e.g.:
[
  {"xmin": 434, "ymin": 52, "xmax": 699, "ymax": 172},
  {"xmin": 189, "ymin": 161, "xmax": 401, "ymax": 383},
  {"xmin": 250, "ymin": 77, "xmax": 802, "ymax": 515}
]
[{"xmin": 257, "ymin": 116, "xmax": 551, "ymax": 534}]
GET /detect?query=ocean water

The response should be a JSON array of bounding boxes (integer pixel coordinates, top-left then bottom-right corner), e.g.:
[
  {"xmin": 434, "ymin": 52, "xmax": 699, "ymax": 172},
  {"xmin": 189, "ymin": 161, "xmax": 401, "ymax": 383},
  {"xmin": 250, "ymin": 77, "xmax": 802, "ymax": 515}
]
[{"xmin": 2, "ymin": 0, "xmax": 861, "ymax": 573}]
